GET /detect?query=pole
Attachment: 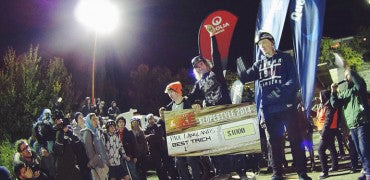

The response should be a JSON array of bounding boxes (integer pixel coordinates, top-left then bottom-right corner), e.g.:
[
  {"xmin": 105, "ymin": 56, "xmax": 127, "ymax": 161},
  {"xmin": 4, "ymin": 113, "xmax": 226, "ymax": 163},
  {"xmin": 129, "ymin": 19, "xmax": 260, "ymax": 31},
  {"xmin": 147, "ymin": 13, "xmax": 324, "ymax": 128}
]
[{"xmin": 92, "ymin": 31, "xmax": 97, "ymax": 105}]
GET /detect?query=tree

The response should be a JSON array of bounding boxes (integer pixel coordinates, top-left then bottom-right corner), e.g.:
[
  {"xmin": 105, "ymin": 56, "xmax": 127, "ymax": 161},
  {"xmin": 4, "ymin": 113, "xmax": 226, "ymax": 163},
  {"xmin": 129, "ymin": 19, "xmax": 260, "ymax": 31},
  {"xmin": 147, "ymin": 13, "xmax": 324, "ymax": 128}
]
[
  {"xmin": 127, "ymin": 64, "xmax": 193, "ymax": 114},
  {"xmin": 337, "ymin": 43, "xmax": 364, "ymax": 70},
  {"xmin": 319, "ymin": 38, "xmax": 335, "ymax": 64},
  {"xmin": 319, "ymin": 37, "xmax": 364, "ymax": 70},
  {"xmin": 0, "ymin": 47, "xmax": 74, "ymax": 141}
]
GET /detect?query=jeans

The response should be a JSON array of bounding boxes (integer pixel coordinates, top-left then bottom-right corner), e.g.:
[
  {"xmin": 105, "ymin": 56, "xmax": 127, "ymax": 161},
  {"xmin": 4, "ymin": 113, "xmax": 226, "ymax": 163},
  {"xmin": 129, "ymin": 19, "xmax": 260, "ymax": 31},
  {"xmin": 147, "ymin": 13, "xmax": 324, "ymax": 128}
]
[
  {"xmin": 348, "ymin": 135, "xmax": 359, "ymax": 170},
  {"xmin": 175, "ymin": 157, "xmax": 201, "ymax": 180},
  {"xmin": 318, "ymin": 129, "xmax": 338, "ymax": 173},
  {"xmin": 350, "ymin": 124, "xmax": 370, "ymax": 175},
  {"xmin": 333, "ymin": 129, "xmax": 345, "ymax": 156},
  {"xmin": 264, "ymin": 109, "xmax": 307, "ymax": 176}
]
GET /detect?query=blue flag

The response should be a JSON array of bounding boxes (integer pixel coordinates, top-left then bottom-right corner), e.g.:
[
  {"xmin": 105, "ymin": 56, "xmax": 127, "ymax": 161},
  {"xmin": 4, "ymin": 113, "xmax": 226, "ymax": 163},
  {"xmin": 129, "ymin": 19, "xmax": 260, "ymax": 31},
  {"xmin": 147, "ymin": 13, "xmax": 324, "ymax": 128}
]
[
  {"xmin": 289, "ymin": 0, "xmax": 326, "ymax": 118},
  {"xmin": 254, "ymin": 0, "xmax": 290, "ymax": 119}
]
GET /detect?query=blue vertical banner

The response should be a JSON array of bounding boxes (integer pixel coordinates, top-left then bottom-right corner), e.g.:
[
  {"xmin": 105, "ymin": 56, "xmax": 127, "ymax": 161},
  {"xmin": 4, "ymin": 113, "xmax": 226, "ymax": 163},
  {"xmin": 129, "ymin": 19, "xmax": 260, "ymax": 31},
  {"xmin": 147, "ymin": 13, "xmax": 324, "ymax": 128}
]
[
  {"xmin": 254, "ymin": 0, "xmax": 290, "ymax": 118},
  {"xmin": 289, "ymin": 0, "xmax": 326, "ymax": 118}
]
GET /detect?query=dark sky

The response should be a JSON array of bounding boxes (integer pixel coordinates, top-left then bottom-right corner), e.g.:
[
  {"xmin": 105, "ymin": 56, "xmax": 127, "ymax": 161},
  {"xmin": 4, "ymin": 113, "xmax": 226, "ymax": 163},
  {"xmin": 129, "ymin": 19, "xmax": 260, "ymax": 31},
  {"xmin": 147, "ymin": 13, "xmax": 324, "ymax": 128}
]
[{"xmin": 0, "ymin": 0, "xmax": 369, "ymax": 110}]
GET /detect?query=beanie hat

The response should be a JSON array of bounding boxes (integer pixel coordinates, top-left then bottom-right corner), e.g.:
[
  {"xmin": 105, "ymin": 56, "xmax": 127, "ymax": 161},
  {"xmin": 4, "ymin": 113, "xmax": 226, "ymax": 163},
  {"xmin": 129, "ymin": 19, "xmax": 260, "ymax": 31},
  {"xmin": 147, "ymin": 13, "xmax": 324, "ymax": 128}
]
[
  {"xmin": 165, "ymin": 81, "xmax": 182, "ymax": 96},
  {"xmin": 256, "ymin": 32, "xmax": 275, "ymax": 44}
]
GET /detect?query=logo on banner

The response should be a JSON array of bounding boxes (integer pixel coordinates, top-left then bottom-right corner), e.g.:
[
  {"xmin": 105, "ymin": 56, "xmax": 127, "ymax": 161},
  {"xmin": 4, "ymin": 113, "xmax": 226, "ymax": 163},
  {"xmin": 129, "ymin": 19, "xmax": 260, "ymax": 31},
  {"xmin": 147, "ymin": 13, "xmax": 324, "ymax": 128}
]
[
  {"xmin": 212, "ymin": 16, "xmax": 222, "ymax": 25},
  {"xmin": 207, "ymin": 16, "xmax": 230, "ymax": 35},
  {"xmin": 291, "ymin": 0, "xmax": 305, "ymax": 21}
]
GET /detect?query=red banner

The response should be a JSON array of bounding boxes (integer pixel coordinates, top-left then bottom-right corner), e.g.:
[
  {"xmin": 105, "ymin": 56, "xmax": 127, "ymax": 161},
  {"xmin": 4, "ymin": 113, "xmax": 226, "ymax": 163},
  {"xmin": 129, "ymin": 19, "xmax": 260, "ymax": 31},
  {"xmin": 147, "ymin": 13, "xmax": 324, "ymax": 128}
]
[{"xmin": 199, "ymin": 10, "xmax": 238, "ymax": 70}]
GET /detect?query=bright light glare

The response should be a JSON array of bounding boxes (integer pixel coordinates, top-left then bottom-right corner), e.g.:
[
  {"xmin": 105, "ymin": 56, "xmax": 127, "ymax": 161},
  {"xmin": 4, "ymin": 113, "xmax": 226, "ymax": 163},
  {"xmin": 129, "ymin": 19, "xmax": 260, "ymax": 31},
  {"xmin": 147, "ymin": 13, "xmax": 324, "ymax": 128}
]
[{"xmin": 75, "ymin": 0, "xmax": 119, "ymax": 34}]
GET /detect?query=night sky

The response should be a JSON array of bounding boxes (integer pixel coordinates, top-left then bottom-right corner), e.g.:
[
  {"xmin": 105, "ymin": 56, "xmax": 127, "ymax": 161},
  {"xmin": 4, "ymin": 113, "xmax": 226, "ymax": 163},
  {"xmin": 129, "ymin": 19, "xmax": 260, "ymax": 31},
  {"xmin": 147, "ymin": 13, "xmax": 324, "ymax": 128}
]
[{"xmin": 0, "ymin": 0, "xmax": 369, "ymax": 111}]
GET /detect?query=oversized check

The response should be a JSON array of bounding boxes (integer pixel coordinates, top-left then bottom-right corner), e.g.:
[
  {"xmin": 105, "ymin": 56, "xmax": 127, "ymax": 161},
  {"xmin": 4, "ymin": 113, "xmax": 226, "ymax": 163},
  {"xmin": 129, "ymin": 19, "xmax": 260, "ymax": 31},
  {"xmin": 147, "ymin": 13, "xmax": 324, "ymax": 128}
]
[{"xmin": 164, "ymin": 103, "xmax": 261, "ymax": 156}]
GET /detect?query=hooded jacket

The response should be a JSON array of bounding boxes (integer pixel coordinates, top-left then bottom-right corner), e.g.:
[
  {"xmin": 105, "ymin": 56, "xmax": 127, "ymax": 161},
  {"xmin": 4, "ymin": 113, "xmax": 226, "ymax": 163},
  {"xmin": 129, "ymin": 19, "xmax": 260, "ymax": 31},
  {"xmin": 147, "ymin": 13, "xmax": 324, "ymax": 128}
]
[{"xmin": 81, "ymin": 115, "xmax": 108, "ymax": 169}]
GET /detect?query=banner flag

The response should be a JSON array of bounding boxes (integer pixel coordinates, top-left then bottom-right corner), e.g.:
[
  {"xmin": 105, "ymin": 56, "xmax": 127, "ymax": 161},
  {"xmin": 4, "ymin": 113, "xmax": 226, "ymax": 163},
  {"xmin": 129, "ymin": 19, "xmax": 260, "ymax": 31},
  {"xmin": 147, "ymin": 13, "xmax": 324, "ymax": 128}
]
[
  {"xmin": 254, "ymin": 0, "xmax": 291, "ymax": 117},
  {"xmin": 289, "ymin": 0, "xmax": 326, "ymax": 118},
  {"xmin": 199, "ymin": 10, "xmax": 238, "ymax": 70},
  {"xmin": 164, "ymin": 103, "xmax": 260, "ymax": 156}
]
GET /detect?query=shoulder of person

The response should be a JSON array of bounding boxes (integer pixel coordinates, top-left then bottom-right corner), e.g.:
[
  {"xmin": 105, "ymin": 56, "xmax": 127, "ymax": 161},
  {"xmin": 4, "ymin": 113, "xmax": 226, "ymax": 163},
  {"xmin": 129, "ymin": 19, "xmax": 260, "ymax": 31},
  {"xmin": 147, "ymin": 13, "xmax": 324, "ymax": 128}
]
[
  {"xmin": 166, "ymin": 101, "xmax": 174, "ymax": 110},
  {"xmin": 81, "ymin": 128, "xmax": 94, "ymax": 135}
]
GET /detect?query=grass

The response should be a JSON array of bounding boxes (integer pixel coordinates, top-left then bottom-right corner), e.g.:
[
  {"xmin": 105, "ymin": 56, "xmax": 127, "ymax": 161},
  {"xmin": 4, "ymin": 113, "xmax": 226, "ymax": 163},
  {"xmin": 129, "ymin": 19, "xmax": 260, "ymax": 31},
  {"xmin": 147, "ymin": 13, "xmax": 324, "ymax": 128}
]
[{"xmin": 0, "ymin": 139, "xmax": 16, "ymax": 179}]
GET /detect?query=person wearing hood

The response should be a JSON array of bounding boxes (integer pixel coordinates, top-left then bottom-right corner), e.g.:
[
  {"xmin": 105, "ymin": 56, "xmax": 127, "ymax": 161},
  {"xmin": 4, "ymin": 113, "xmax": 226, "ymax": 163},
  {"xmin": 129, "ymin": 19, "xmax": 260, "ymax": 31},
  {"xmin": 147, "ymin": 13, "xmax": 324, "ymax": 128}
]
[
  {"xmin": 33, "ymin": 109, "xmax": 54, "ymax": 154},
  {"xmin": 313, "ymin": 90, "xmax": 339, "ymax": 179},
  {"xmin": 331, "ymin": 68, "xmax": 370, "ymax": 180},
  {"xmin": 81, "ymin": 113, "xmax": 109, "ymax": 180},
  {"xmin": 53, "ymin": 118, "xmax": 83, "ymax": 180},
  {"xmin": 72, "ymin": 112, "xmax": 85, "ymax": 140}
]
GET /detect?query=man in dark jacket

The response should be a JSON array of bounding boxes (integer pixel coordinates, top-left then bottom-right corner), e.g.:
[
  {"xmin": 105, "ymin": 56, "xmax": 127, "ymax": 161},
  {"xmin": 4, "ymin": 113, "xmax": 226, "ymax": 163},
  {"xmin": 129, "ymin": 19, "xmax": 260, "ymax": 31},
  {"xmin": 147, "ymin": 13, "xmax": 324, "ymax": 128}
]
[
  {"xmin": 145, "ymin": 114, "xmax": 178, "ymax": 180},
  {"xmin": 116, "ymin": 115, "xmax": 139, "ymax": 179},
  {"xmin": 53, "ymin": 119, "xmax": 82, "ymax": 180},
  {"xmin": 238, "ymin": 32, "xmax": 310, "ymax": 180}
]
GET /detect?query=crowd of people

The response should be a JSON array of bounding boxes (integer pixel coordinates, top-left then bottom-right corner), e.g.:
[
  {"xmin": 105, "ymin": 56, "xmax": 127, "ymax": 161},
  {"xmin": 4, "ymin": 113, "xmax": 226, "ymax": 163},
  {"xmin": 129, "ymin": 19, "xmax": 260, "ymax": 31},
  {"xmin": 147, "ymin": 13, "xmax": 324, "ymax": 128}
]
[{"xmin": 8, "ymin": 27, "xmax": 370, "ymax": 180}]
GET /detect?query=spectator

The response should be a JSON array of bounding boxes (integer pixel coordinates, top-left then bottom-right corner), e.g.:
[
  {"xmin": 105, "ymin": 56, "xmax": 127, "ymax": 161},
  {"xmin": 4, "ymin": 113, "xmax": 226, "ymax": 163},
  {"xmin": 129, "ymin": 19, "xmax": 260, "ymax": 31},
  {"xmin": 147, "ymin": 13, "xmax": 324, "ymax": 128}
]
[
  {"xmin": 116, "ymin": 115, "xmax": 139, "ymax": 180},
  {"xmin": 131, "ymin": 117, "xmax": 149, "ymax": 180},
  {"xmin": 238, "ymin": 32, "xmax": 311, "ymax": 180},
  {"xmin": 13, "ymin": 162, "xmax": 35, "ymax": 180},
  {"xmin": 53, "ymin": 118, "xmax": 82, "ymax": 180},
  {"xmin": 33, "ymin": 109, "xmax": 54, "ymax": 154},
  {"xmin": 81, "ymin": 113, "xmax": 109, "ymax": 180},
  {"xmin": 72, "ymin": 112, "xmax": 85, "ymax": 140},
  {"xmin": 108, "ymin": 101, "xmax": 120, "ymax": 120},
  {"xmin": 0, "ymin": 166, "xmax": 11, "ymax": 180},
  {"xmin": 145, "ymin": 114, "xmax": 178, "ymax": 180},
  {"xmin": 97, "ymin": 100, "xmax": 106, "ymax": 117},
  {"xmin": 81, "ymin": 97, "xmax": 95, "ymax": 116},
  {"xmin": 314, "ymin": 90, "xmax": 338, "ymax": 179},
  {"xmin": 331, "ymin": 68, "xmax": 370, "ymax": 180},
  {"xmin": 70, "ymin": 113, "xmax": 91, "ymax": 179},
  {"xmin": 103, "ymin": 120, "xmax": 130, "ymax": 180},
  {"xmin": 13, "ymin": 139, "xmax": 50, "ymax": 179},
  {"xmin": 157, "ymin": 107, "xmax": 167, "ymax": 139}
]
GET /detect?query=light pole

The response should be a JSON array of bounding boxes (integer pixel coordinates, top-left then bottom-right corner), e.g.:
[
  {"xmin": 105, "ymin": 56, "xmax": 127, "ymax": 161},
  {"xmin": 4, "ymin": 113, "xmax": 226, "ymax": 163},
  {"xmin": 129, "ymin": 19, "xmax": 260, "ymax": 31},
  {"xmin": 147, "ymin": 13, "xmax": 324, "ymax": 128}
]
[{"xmin": 75, "ymin": 0, "xmax": 119, "ymax": 105}]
